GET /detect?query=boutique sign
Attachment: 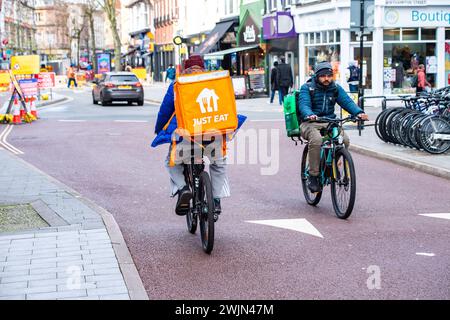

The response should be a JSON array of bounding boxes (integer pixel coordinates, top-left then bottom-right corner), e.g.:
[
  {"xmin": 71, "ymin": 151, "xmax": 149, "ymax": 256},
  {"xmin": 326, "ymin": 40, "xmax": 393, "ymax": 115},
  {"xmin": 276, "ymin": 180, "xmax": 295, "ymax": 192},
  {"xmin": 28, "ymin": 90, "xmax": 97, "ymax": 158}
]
[{"xmin": 384, "ymin": 7, "xmax": 450, "ymax": 27}]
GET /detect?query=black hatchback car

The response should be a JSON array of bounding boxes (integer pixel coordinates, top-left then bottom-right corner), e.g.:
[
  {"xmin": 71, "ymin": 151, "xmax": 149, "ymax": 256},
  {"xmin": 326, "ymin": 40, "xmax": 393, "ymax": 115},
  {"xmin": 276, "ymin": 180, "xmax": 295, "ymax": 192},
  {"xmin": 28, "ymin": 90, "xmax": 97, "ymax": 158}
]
[{"xmin": 92, "ymin": 72, "xmax": 144, "ymax": 106}]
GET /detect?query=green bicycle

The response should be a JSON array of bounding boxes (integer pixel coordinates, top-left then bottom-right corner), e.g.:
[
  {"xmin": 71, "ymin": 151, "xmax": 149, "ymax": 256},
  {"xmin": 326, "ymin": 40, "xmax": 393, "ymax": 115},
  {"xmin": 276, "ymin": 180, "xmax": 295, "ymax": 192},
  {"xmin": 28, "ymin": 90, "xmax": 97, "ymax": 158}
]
[{"xmin": 301, "ymin": 116, "xmax": 361, "ymax": 219}]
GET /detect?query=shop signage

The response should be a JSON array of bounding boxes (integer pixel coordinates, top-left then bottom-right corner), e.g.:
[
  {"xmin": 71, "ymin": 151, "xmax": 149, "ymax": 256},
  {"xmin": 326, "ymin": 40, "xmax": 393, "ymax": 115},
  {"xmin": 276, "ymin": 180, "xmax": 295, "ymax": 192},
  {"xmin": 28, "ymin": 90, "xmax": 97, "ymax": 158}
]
[
  {"xmin": 383, "ymin": 0, "xmax": 427, "ymax": 5},
  {"xmin": 162, "ymin": 44, "xmax": 174, "ymax": 52},
  {"xmin": 263, "ymin": 12, "xmax": 296, "ymax": 40},
  {"xmin": 239, "ymin": 14, "xmax": 260, "ymax": 46},
  {"xmin": 383, "ymin": 7, "xmax": 450, "ymax": 27},
  {"xmin": 426, "ymin": 56, "xmax": 437, "ymax": 74},
  {"xmin": 18, "ymin": 78, "xmax": 38, "ymax": 96}
]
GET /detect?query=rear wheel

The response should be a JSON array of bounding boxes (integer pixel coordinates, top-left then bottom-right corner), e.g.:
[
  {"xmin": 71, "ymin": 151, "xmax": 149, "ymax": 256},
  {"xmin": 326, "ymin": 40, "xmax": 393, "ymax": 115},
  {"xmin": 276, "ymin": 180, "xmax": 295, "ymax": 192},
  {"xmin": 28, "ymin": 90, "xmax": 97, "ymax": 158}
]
[
  {"xmin": 137, "ymin": 99, "xmax": 144, "ymax": 106},
  {"xmin": 330, "ymin": 148, "xmax": 356, "ymax": 219},
  {"xmin": 416, "ymin": 116, "xmax": 450, "ymax": 154},
  {"xmin": 301, "ymin": 145, "xmax": 322, "ymax": 206},
  {"xmin": 100, "ymin": 93, "xmax": 110, "ymax": 106},
  {"xmin": 199, "ymin": 171, "xmax": 214, "ymax": 254},
  {"xmin": 92, "ymin": 92, "xmax": 98, "ymax": 105}
]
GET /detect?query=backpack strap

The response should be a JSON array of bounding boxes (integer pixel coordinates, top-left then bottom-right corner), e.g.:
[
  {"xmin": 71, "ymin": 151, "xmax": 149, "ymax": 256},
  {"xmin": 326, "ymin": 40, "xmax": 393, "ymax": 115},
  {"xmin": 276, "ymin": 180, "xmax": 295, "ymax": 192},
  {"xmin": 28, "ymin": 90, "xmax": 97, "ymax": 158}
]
[{"xmin": 162, "ymin": 112, "xmax": 175, "ymax": 131}]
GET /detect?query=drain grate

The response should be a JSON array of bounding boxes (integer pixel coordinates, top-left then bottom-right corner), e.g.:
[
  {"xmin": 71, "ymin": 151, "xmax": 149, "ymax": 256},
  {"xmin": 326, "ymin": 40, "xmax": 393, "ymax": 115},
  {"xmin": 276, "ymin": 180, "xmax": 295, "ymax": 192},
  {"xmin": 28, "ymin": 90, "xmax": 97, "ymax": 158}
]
[{"xmin": 0, "ymin": 204, "xmax": 49, "ymax": 233}]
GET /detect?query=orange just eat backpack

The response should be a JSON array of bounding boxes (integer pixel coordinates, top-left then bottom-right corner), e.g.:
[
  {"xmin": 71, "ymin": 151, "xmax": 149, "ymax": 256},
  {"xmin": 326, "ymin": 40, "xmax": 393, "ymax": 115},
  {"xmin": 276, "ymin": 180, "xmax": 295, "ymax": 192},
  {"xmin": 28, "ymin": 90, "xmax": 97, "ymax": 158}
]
[{"xmin": 174, "ymin": 70, "xmax": 238, "ymax": 137}]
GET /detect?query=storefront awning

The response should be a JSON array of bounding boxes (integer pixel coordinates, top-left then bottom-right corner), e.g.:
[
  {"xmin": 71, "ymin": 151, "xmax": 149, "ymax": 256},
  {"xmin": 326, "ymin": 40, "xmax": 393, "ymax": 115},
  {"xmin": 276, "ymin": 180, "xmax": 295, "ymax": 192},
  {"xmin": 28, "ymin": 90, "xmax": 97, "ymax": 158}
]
[
  {"xmin": 194, "ymin": 20, "xmax": 235, "ymax": 56},
  {"xmin": 203, "ymin": 45, "xmax": 260, "ymax": 60}
]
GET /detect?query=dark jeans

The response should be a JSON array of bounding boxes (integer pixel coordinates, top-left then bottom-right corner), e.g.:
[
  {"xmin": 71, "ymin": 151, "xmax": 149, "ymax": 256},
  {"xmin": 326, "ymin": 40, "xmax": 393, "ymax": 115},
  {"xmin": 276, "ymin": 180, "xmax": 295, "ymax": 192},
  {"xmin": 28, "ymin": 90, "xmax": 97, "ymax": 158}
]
[
  {"xmin": 270, "ymin": 89, "xmax": 283, "ymax": 105},
  {"xmin": 279, "ymin": 86, "xmax": 289, "ymax": 105},
  {"xmin": 67, "ymin": 78, "xmax": 78, "ymax": 88}
]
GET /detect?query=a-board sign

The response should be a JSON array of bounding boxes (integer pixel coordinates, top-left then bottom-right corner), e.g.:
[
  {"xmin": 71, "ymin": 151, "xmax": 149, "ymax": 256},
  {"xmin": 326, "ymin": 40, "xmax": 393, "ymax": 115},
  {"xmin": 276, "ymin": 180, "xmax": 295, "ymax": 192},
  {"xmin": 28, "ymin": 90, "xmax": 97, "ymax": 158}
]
[
  {"xmin": 37, "ymin": 72, "xmax": 56, "ymax": 89},
  {"xmin": 231, "ymin": 76, "xmax": 247, "ymax": 97},
  {"xmin": 11, "ymin": 55, "xmax": 40, "ymax": 75}
]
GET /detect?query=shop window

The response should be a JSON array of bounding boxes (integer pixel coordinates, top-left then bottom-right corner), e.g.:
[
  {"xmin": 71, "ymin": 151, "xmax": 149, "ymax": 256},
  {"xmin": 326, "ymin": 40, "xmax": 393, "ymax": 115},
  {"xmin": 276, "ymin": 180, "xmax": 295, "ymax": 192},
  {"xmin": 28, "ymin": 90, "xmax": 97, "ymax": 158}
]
[
  {"xmin": 384, "ymin": 29, "xmax": 400, "ymax": 41},
  {"xmin": 315, "ymin": 32, "xmax": 320, "ymax": 44},
  {"xmin": 402, "ymin": 28, "xmax": 418, "ymax": 41},
  {"xmin": 421, "ymin": 28, "xmax": 436, "ymax": 41},
  {"xmin": 383, "ymin": 43, "xmax": 436, "ymax": 94},
  {"xmin": 306, "ymin": 45, "xmax": 341, "ymax": 79},
  {"xmin": 321, "ymin": 31, "xmax": 327, "ymax": 44},
  {"xmin": 446, "ymin": 28, "xmax": 450, "ymax": 40},
  {"xmin": 336, "ymin": 31, "xmax": 340, "ymax": 42},
  {"xmin": 328, "ymin": 31, "xmax": 334, "ymax": 43},
  {"xmin": 304, "ymin": 34, "xmax": 309, "ymax": 45}
]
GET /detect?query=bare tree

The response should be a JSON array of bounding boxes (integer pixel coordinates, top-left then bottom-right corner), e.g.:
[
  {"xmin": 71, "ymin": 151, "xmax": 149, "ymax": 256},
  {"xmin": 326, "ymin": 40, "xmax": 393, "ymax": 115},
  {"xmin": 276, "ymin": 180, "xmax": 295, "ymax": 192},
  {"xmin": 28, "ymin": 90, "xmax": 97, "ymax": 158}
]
[
  {"xmin": 96, "ymin": 0, "xmax": 121, "ymax": 71},
  {"xmin": 83, "ymin": 0, "xmax": 99, "ymax": 72}
]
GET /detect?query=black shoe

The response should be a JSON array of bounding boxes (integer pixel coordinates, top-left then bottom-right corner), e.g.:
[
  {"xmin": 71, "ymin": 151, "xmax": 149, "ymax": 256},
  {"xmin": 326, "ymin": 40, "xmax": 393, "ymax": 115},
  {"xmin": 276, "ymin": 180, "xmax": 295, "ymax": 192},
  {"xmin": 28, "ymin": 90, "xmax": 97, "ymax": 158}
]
[
  {"xmin": 308, "ymin": 175, "xmax": 321, "ymax": 193},
  {"xmin": 213, "ymin": 198, "xmax": 221, "ymax": 222},
  {"xmin": 175, "ymin": 186, "xmax": 192, "ymax": 216}
]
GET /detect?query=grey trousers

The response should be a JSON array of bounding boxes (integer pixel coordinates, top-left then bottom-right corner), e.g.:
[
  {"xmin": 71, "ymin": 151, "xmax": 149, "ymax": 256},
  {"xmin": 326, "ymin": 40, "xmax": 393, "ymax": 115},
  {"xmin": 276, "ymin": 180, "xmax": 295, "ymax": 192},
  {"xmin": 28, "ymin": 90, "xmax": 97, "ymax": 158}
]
[
  {"xmin": 300, "ymin": 122, "xmax": 350, "ymax": 176},
  {"xmin": 165, "ymin": 140, "xmax": 230, "ymax": 199}
]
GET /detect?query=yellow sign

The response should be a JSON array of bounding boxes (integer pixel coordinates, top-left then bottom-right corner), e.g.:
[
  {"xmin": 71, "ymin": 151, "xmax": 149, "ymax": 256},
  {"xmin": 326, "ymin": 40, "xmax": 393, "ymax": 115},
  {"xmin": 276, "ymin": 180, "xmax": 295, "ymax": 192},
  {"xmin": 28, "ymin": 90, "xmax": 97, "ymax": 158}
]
[
  {"xmin": 11, "ymin": 55, "xmax": 40, "ymax": 75},
  {"xmin": 162, "ymin": 44, "xmax": 174, "ymax": 52},
  {"xmin": 0, "ymin": 71, "xmax": 10, "ymax": 86},
  {"xmin": 132, "ymin": 68, "xmax": 147, "ymax": 80},
  {"xmin": 180, "ymin": 46, "xmax": 187, "ymax": 55}
]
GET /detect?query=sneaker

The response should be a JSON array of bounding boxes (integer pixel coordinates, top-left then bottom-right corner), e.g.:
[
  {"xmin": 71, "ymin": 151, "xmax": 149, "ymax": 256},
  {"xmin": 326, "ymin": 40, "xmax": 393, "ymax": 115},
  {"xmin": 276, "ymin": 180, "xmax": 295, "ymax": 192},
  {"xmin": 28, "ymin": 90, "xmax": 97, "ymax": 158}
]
[
  {"xmin": 175, "ymin": 186, "xmax": 192, "ymax": 216},
  {"xmin": 308, "ymin": 175, "xmax": 321, "ymax": 193},
  {"xmin": 213, "ymin": 198, "xmax": 221, "ymax": 222}
]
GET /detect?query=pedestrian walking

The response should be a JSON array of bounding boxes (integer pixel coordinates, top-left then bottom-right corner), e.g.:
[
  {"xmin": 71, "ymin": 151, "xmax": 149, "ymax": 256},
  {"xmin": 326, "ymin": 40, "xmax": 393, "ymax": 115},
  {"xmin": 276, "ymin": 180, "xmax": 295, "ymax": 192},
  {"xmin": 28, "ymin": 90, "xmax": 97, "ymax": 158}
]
[
  {"xmin": 269, "ymin": 61, "xmax": 282, "ymax": 105},
  {"xmin": 276, "ymin": 57, "xmax": 293, "ymax": 105},
  {"xmin": 165, "ymin": 64, "xmax": 176, "ymax": 83},
  {"xmin": 346, "ymin": 61, "xmax": 360, "ymax": 93},
  {"xmin": 67, "ymin": 64, "xmax": 78, "ymax": 88},
  {"xmin": 415, "ymin": 64, "xmax": 431, "ymax": 96}
]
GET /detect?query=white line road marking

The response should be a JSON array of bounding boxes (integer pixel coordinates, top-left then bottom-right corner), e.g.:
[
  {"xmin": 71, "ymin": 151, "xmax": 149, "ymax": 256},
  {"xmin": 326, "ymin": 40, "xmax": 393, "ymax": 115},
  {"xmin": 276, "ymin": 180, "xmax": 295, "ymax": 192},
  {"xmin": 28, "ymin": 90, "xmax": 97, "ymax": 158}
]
[
  {"xmin": 416, "ymin": 252, "xmax": 436, "ymax": 257},
  {"xmin": 419, "ymin": 213, "xmax": 450, "ymax": 220},
  {"xmin": 0, "ymin": 125, "xmax": 24, "ymax": 155},
  {"xmin": 58, "ymin": 120, "xmax": 87, "ymax": 122},
  {"xmin": 246, "ymin": 218, "xmax": 323, "ymax": 238}
]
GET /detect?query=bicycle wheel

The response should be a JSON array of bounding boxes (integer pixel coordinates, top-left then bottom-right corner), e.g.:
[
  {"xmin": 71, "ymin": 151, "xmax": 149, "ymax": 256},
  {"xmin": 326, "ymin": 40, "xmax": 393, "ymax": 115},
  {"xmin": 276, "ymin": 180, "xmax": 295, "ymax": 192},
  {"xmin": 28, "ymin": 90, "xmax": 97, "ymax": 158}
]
[
  {"xmin": 330, "ymin": 147, "xmax": 356, "ymax": 219},
  {"xmin": 416, "ymin": 116, "xmax": 450, "ymax": 154},
  {"xmin": 184, "ymin": 166, "xmax": 197, "ymax": 234},
  {"xmin": 199, "ymin": 171, "xmax": 214, "ymax": 254},
  {"xmin": 301, "ymin": 145, "xmax": 322, "ymax": 206}
]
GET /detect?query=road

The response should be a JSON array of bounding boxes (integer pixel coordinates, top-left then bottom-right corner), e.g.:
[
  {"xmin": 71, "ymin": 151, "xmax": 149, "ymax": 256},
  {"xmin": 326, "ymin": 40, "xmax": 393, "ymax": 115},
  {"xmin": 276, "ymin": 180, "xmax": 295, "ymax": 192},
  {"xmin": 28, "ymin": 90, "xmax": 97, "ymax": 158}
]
[{"xmin": 3, "ymin": 87, "xmax": 450, "ymax": 299}]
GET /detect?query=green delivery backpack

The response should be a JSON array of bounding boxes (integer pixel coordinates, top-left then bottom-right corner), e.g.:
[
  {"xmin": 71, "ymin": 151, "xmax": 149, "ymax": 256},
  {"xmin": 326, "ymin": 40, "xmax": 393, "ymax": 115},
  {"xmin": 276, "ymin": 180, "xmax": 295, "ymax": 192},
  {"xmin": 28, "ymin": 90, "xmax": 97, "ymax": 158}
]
[{"xmin": 283, "ymin": 91, "xmax": 301, "ymax": 138}]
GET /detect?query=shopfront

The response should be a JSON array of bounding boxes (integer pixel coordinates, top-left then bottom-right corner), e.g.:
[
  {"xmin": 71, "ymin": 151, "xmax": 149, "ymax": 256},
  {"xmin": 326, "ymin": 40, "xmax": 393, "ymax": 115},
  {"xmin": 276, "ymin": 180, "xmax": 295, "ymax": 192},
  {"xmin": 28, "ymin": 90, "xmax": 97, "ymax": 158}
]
[
  {"xmin": 263, "ymin": 11, "xmax": 299, "ymax": 89},
  {"xmin": 379, "ymin": 3, "xmax": 449, "ymax": 95},
  {"xmin": 292, "ymin": 1, "xmax": 449, "ymax": 96}
]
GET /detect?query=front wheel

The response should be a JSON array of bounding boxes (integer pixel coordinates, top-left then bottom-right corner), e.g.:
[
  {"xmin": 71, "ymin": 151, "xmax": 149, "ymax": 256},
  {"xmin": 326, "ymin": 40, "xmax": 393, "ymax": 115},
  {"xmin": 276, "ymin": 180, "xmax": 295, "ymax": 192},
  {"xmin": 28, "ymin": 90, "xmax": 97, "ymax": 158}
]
[
  {"xmin": 330, "ymin": 148, "xmax": 356, "ymax": 219},
  {"xmin": 199, "ymin": 171, "xmax": 214, "ymax": 254},
  {"xmin": 301, "ymin": 145, "xmax": 322, "ymax": 206}
]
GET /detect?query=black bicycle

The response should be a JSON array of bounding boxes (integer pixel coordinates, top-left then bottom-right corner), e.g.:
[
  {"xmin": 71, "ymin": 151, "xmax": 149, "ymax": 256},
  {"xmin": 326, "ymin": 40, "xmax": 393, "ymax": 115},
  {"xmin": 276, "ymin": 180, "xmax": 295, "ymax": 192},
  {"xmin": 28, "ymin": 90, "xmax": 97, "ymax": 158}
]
[
  {"xmin": 301, "ymin": 116, "xmax": 361, "ymax": 219},
  {"xmin": 183, "ymin": 143, "xmax": 215, "ymax": 254}
]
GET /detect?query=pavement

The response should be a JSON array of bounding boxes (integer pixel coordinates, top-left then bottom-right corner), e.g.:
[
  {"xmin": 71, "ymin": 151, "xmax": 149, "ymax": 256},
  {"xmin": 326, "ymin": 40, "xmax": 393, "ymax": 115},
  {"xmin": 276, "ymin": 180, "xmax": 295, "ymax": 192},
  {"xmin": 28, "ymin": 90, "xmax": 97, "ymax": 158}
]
[{"xmin": 0, "ymin": 83, "xmax": 449, "ymax": 300}]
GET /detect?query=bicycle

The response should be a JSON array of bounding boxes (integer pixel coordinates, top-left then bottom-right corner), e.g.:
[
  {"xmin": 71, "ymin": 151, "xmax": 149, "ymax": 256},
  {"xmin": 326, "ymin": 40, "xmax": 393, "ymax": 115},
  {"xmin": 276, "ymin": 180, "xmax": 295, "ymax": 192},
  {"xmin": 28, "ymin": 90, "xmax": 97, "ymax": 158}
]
[
  {"xmin": 182, "ymin": 141, "xmax": 215, "ymax": 254},
  {"xmin": 300, "ymin": 116, "xmax": 361, "ymax": 219}
]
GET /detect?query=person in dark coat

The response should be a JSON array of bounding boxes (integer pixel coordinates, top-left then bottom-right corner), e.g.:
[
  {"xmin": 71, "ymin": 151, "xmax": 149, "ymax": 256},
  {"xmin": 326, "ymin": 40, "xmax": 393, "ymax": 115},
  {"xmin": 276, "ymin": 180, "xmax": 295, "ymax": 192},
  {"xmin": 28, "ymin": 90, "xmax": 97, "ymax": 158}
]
[
  {"xmin": 276, "ymin": 57, "xmax": 293, "ymax": 104},
  {"xmin": 269, "ymin": 61, "xmax": 282, "ymax": 105}
]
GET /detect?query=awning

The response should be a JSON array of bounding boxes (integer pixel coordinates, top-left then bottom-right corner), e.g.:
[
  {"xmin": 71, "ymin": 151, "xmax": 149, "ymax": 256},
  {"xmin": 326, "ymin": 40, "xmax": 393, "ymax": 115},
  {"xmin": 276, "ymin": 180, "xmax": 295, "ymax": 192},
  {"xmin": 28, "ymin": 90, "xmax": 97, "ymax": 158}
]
[
  {"xmin": 194, "ymin": 20, "xmax": 235, "ymax": 55},
  {"xmin": 203, "ymin": 45, "xmax": 260, "ymax": 60}
]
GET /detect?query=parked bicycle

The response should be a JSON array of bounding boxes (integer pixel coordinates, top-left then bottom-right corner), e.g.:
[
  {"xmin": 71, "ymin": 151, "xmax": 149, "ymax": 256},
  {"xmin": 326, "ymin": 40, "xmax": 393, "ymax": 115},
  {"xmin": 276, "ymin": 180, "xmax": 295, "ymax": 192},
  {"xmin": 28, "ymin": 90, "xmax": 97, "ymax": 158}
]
[
  {"xmin": 375, "ymin": 86, "xmax": 450, "ymax": 154},
  {"xmin": 183, "ymin": 141, "xmax": 215, "ymax": 254},
  {"xmin": 301, "ymin": 116, "xmax": 362, "ymax": 219}
]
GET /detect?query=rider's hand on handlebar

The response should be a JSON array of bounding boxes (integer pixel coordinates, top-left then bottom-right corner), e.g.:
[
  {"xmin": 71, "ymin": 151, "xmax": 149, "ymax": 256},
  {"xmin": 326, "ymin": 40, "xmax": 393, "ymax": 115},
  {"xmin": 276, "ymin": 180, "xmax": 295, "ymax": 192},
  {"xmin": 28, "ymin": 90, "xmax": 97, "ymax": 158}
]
[
  {"xmin": 357, "ymin": 113, "xmax": 369, "ymax": 121},
  {"xmin": 307, "ymin": 115, "xmax": 318, "ymax": 121}
]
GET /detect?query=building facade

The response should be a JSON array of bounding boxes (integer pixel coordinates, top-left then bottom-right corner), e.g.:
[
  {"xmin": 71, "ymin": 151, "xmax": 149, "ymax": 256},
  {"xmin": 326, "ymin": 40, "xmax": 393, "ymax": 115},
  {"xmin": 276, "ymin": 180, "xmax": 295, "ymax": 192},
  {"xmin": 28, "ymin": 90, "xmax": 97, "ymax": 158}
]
[
  {"xmin": 0, "ymin": 0, "xmax": 37, "ymax": 68},
  {"xmin": 35, "ymin": 0, "xmax": 70, "ymax": 62}
]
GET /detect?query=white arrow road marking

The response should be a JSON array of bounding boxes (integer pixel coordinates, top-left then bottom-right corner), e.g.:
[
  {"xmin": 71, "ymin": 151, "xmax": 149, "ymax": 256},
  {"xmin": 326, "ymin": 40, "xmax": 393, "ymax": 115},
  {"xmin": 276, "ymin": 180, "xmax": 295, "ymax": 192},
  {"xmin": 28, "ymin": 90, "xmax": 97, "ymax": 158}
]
[
  {"xmin": 416, "ymin": 252, "xmax": 435, "ymax": 257},
  {"xmin": 114, "ymin": 120, "xmax": 149, "ymax": 123},
  {"xmin": 419, "ymin": 213, "xmax": 450, "ymax": 220},
  {"xmin": 246, "ymin": 218, "xmax": 323, "ymax": 238}
]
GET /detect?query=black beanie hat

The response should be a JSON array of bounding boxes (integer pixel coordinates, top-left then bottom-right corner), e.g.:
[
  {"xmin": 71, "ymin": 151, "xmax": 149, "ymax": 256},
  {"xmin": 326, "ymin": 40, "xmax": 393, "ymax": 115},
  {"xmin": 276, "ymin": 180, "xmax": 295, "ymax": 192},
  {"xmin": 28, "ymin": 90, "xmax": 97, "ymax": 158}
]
[{"xmin": 314, "ymin": 61, "xmax": 333, "ymax": 77}]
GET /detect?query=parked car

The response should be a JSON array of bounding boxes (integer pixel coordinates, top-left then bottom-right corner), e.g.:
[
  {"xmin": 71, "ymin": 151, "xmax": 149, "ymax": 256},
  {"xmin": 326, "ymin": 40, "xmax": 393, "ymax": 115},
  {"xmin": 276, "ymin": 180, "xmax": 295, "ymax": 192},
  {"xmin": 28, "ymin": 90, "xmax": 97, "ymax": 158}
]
[{"xmin": 92, "ymin": 72, "xmax": 144, "ymax": 106}]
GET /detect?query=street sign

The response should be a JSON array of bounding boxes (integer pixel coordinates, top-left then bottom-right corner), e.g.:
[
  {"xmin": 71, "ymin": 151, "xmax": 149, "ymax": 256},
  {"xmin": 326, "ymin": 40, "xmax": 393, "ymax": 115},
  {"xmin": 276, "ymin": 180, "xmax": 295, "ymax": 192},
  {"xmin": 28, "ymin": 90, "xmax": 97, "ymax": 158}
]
[
  {"xmin": 350, "ymin": 0, "xmax": 375, "ymax": 31},
  {"xmin": 37, "ymin": 72, "xmax": 56, "ymax": 89},
  {"xmin": 11, "ymin": 55, "xmax": 40, "ymax": 75},
  {"xmin": 18, "ymin": 78, "xmax": 38, "ymax": 96}
]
